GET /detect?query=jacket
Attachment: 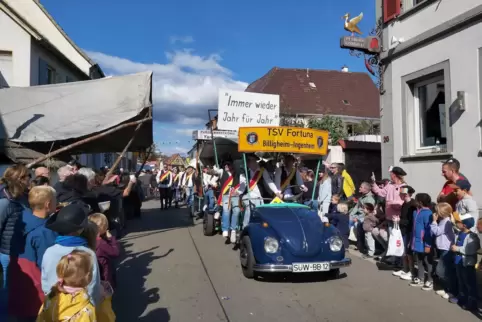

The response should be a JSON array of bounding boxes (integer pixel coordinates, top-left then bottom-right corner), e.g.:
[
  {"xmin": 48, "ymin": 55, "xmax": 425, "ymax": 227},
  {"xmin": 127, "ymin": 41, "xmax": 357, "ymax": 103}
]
[
  {"xmin": 330, "ymin": 174, "xmax": 344, "ymax": 197},
  {"xmin": 455, "ymin": 196, "xmax": 479, "ymax": 233},
  {"xmin": 363, "ymin": 213, "xmax": 379, "ymax": 232},
  {"xmin": 371, "ymin": 182, "xmax": 405, "ymax": 221},
  {"xmin": 411, "ymin": 208, "xmax": 433, "ymax": 253},
  {"xmin": 96, "ymin": 236, "xmax": 120, "ymax": 289},
  {"xmin": 341, "ymin": 170, "xmax": 355, "ymax": 198},
  {"xmin": 399, "ymin": 199, "xmax": 417, "ymax": 235},
  {"xmin": 317, "ymin": 178, "xmax": 332, "ymax": 215},
  {"xmin": 453, "ymin": 231, "xmax": 480, "ymax": 267},
  {"xmin": 8, "ymin": 209, "xmax": 58, "ymax": 317},
  {"xmin": 349, "ymin": 192, "xmax": 376, "ymax": 222},
  {"xmin": 36, "ymin": 290, "xmax": 96, "ymax": 322},
  {"xmin": 0, "ymin": 186, "xmax": 29, "ymax": 255},
  {"xmin": 41, "ymin": 244, "xmax": 101, "ymax": 306},
  {"xmin": 325, "ymin": 212, "xmax": 349, "ymax": 237}
]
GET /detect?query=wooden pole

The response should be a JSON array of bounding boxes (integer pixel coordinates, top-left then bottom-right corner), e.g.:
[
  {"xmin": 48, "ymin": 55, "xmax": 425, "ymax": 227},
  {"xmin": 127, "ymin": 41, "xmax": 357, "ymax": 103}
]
[
  {"xmin": 135, "ymin": 145, "xmax": 153, "ymax": 177},
  {"xmin": 105, "ymin": 116, "xmax": 149, "ymax": 178},
  {"xmin": 27, "ymin": 117, "xmax": 152, "ymax": 168}
]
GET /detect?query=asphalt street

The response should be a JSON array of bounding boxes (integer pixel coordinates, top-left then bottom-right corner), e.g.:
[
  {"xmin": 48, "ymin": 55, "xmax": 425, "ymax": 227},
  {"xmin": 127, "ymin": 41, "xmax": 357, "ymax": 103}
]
[{"xmin": 113, "ymin": 200, "xmax": 480, "ymax": 322}]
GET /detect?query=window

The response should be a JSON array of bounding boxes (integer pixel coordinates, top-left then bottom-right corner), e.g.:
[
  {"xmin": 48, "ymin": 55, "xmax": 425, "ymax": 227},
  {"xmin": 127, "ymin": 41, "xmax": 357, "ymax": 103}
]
[
  {"xmin": 39, "ymin": 58, "xmax": 56, "ymax": 85},
  {"xmin": 413, "ymin": 75, "xmax": 446, "ymax": 151},
  {"xmin": 401, "ymin": 0, "xmax": 432, "ymax": 13}
]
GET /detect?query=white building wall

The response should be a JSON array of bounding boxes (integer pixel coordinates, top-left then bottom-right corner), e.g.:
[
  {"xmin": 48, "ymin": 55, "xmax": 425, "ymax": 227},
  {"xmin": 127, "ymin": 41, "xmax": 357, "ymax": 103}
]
[
  {"xmin": 3, "ymin": 0, "xmax": 92, "ymax": 76},
  {"xmin": 30, "ymin": 40, "xmax": 84, "ymax": 85},
  {"xmin": 0, "ymin": 9, "xmax": 32, "ymax": 86},
  {"xmin": 379, "ymin": 1, "xmax": 482, "ymax": 208},
  {"xmin": 389, "ymin": 25, "xmax": 482, "ymax": 205},
  {"xmin": 389, "ymin": 0, "xmax": 481, "ymax": 44}
]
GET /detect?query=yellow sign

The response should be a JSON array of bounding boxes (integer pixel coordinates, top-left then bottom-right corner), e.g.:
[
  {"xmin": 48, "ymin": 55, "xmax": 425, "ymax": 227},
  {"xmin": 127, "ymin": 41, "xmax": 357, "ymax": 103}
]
[
  {"xmin": 270, "ymin": 197, "xmax": 284, "ymax": 204},
  {"xmin": 238, "ymin": 127, "xmax": 329, "ymax": 155}
]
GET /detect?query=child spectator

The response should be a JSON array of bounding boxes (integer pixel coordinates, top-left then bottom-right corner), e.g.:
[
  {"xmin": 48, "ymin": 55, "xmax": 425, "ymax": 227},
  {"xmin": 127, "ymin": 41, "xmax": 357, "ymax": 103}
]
[
  {"xmin": 450, "ymin": 214, "xmax": 480, "ymax": 311},
  {"xmin": 88, "ymin": 213, "xmax": 120, "ymax": 289},
  {"xmin": 451, "ymin": 179, "xmax": 479, "ymax": 233},
  {"xmin": 431, "ymin": 202, "xmax": 456, "ymax": 299},
  {"xmin": 326, "ymin": 203, "xmax": 350, "ymax": 249},
  {"xmin": 42, "ymin": 203, "xmax": 101, "ymax": 306},
  {"xmin": 8, "ymin": 186, "xmax": 58, "ymax": 320},
  {"xmin": 362, "ymin": 203, "xmax": 378, "ymax": 259},
  {"xmin": 37, "ymin": 250, "xmax": 96, "ymax": 321},
  {"xmin": 393, "ymin": 186, "xmax": 417, "ymax": 280},
  {"xmin": 410, "ymin": 193, "xmax": 434, "ymax": 290},
  {"xmin": 328, "ymin": 194, "xmax": 340, "ymax": 214}
]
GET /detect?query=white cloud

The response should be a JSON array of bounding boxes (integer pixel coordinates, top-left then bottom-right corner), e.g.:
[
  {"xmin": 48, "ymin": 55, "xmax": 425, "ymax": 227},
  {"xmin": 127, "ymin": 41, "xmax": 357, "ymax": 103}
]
[
  {"xmin": 86, "ymin": 49, "xmax": 248, "ymax": 123},
  {"xmin": 174, "ymin": 128, "xmax": 196, "ymax": 136},
  {"xmin": 169, "ymin": 35, "xmax": 194, "ymax": 44}
]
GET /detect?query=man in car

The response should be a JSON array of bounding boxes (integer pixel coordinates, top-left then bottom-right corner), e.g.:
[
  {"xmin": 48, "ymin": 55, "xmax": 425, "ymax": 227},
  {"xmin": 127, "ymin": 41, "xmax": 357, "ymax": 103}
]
[
  {"xmin": 240, "ymin": 154, "xmax": 282, "ymax": 228},
  {"xmin": 274, "ymin": 154, "xmax": 307, "ymax": 200}
]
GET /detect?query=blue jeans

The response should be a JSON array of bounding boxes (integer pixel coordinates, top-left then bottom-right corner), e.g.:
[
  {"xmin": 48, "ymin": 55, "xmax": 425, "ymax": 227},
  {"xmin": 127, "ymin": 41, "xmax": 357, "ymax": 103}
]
[
  {"xmin": 242, "ymin": 194, "xmax": 263, "ymax": 228},
  {"xmin": 185, "ymin": 187, "xmax": 193, "ymax": 207},
  {"xmin": 204, "ymin": 188, "xmax": 216, "ymax": 211},
  {"xmin": 0, "ymin": 253, "xmax": 9, "ymax": 289},
  {"xmin": 455, "ymin": 262, "xmax": 478, "ymax": 305},
  {"xmin": 221, "ymin": 195, "xmax": 240, "ymax": 232},
  {"xmin": 436, "ymin": 250, "xmax": 457, "ymax": 294},
  {"xmin": 304, "ymin": 200, "xmax": 318, "ymax": 212}
]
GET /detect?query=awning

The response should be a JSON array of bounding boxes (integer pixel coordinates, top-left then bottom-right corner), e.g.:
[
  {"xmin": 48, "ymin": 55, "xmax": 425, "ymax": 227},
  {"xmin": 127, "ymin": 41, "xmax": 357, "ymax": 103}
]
[{"xmin": 0, "ymin": 71, "xmax": 153, "ymax": 154}]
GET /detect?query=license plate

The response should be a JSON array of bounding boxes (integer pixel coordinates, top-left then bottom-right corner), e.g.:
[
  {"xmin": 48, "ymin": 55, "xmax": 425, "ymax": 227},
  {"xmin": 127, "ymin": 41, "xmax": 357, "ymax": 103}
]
[{"xmin": 292, "ymin": 262, "xmax": 330, "ymax": 273}]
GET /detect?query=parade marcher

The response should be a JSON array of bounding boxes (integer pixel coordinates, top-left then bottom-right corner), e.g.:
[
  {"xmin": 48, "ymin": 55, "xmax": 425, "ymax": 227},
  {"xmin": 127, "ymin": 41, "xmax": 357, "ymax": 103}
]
[
  {"xmin": 211, "ymin": 159, "xmax": 241, "ymax": 242},
  {"xmin": 202, "ymin": 166, "xmax": 218, "ymax": 212},
  {"xmin": 240, "ymin": 154, "xmax": 281, "ymax": 228},
  {"xmin": 274, "ymin": 154, "xmax": 307, "ymax": 200},
  {"xmin": 180, "ymin": 162, "xmax": 195, "ymax": 208},
  {"xmin": 171, "ymin": 167, "xmax": 181, "ymax": 208},
  {"xmin": 156, "ymin": 164, "xmax": 172, "ymax": 210}
]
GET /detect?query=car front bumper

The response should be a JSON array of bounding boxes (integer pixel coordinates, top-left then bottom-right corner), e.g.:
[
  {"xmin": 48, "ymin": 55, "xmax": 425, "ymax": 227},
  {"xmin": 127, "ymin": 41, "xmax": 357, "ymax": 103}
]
[{"xmin": 253, "ymin": 258, "xmax": 352, "ymax": 273}]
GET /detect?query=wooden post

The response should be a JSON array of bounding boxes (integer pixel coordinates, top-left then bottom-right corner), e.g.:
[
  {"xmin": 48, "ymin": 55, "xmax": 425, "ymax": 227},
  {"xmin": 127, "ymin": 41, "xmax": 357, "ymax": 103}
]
[
  {"xmin": 26, "ymin": 117, "xmax": 152, "ymax": 168},
  {"xmin": 105, "ymin": 117, "xmax": 149, "ymax": 178}
]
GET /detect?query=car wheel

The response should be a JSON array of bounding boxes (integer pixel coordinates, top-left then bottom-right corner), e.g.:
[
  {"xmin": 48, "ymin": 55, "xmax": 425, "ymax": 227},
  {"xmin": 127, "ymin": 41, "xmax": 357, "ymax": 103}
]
[
  {"xmin": 203, "ymin": 212, "xmax": 215, "ymax": 236},
  {"xmin": 240, "ymin": 235, "xmax": 255, "ymax": 279},
  {"xmin": 326, "ymin": 268, "xmax": 340, "ymax": 279}
]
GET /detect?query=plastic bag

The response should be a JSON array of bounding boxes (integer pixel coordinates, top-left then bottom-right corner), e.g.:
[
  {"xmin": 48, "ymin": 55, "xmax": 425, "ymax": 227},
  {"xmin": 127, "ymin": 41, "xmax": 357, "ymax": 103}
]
[{"xmin": 386, "ymin": 223, "xmax": 404, "ymax": 257}]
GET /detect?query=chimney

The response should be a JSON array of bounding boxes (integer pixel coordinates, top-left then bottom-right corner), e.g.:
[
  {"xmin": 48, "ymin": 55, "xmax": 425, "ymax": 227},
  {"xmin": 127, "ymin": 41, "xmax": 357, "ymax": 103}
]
[{"xmin": 341, "ymin": 65, "xmax": 349, "ymax": 72}]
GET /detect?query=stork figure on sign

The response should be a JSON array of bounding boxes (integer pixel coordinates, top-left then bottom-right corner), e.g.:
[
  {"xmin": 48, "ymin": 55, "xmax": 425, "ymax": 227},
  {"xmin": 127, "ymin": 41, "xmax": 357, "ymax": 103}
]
[{"xmin": 342, "ymin": 12, "xmax": 363, "ymax": 36}]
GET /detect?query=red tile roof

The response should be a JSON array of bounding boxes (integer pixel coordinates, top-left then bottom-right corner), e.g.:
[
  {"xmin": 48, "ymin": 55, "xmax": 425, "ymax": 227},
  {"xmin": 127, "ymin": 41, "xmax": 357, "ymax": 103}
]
[{"xmin": 245, "ymin": 67, "xmax": 379, "ymax": 118}]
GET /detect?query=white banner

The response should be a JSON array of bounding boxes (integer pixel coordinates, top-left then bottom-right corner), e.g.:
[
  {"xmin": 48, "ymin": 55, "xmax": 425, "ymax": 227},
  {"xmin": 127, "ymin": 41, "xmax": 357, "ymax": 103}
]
[
  {"xmin": 192, "ymin": 130, "xmax": 238, "ymax": 140},
  {"xmin": 217, "ymin": 90, "xmax": 280, "ymax": 131}
]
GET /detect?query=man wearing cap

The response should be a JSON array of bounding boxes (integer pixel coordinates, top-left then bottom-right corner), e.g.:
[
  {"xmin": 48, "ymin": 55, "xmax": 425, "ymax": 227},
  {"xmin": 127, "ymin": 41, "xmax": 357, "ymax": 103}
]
[
  {"xmin": 156, "ymin": 163, "xmax": 173, "ymax": 210},
  {"xmin": 451, "ymin": 179, "xmax": 478, "ymax": 233},
  {"xmin": 240, "ymin": 154, "xmax": 282, "ymax": 228},
  {"xmin": 274, "ymin": 154, "xmax": 308, "ymax": 200},
  {"xmin": 439, "ymin": 158, "xmax": 468, "ymax": 210},
  {"xmin": 41, "ymin": 203, "xmax": 101, "ymax": 306}
]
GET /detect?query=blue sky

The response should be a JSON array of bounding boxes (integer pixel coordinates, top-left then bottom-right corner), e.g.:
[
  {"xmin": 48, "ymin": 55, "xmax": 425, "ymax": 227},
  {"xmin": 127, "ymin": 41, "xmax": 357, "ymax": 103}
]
[{"xmin": 41, "ymin": 0, "xmax": 375, "ymax": 155}]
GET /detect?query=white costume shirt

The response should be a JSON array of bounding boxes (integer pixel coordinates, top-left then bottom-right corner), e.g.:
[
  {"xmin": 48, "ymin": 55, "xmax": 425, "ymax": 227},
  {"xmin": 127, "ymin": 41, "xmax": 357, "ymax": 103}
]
[
  {"xmin": 238, "ymin": 167, "xmax": 280, "ymax": 198},
  {"xmin": 181, "ymin": 171, "xmax": 194, "ymax": 187},
  {"xmin": 156, "ymin": 170, "xmax": 173, "ymax": 188}
]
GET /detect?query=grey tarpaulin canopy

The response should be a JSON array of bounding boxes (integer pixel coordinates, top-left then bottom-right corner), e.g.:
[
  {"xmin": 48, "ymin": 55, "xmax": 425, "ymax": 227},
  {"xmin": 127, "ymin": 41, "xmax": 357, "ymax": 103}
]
[
  {"xmin": 0, "ymin": 71, "xmax": 153, "ymax": 155},
  {"xmin": 199, "ymin": 137, "xmax": 240, "ymax": 164}
]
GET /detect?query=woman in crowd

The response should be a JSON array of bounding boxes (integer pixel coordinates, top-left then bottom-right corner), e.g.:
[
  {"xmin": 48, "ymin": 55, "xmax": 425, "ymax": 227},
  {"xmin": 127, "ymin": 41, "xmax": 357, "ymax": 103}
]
[
  {"xmin": 0, "ymin": 165, "xmax": 30, "ymax": 290},
  {"xmin": 317, "ymin": 167, "xmax": 332, "ymax": 218}
]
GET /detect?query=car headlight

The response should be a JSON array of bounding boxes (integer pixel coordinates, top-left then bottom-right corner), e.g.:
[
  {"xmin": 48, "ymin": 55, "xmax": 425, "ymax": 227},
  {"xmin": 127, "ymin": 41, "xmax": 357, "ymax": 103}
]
[
  {"xmin": 328, "ymin": 236, "xmax": 343, "ymax": 252},
  {"xmin": 264, "ymin": 237, "xmax": 279, "ymax": 253}
]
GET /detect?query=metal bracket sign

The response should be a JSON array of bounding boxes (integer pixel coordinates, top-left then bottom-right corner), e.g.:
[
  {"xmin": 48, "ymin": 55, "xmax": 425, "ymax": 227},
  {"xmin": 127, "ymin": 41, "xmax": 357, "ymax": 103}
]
[{"xmin": 340, "ymin": 36, "xmax": 381, "ymax": 53}]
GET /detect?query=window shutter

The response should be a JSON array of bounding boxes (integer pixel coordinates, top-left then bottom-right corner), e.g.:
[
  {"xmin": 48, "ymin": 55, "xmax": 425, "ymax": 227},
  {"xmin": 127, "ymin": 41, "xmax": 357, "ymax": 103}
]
[
  {"xmin": 38, "ymin": 58, "xmax": 48, "ymax": 85},
  {"xmin": 383, "ymin": 0, "xmax": 401, "ymax": 23}
]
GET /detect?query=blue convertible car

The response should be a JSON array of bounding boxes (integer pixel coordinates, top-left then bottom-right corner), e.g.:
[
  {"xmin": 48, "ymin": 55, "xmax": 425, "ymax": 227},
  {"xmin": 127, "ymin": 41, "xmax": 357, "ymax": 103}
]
[{"xmin": 239, "ymin": 203, "xmax": 351, "ymax": 279}]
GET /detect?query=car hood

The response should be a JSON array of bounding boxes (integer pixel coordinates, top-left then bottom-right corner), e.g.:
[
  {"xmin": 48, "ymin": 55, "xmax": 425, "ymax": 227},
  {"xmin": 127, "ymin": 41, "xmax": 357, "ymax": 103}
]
[{"xmin": 259, "ymin": 207, "xmax": 324, "ymax": 257}]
